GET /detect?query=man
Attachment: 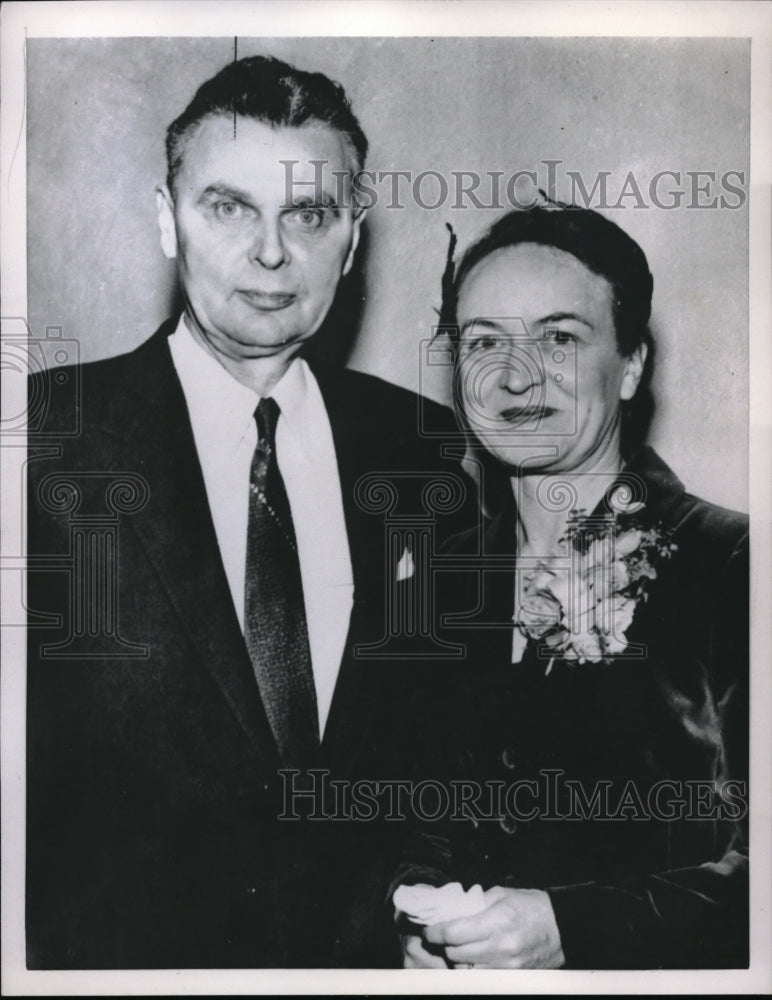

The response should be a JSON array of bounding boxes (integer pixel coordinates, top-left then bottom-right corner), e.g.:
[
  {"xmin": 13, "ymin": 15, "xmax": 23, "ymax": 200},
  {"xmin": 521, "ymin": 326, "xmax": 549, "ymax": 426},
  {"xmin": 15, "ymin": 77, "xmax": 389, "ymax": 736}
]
[{"xmin": 26, "ymin": 55, "xmax": 471, "ymax": 969}]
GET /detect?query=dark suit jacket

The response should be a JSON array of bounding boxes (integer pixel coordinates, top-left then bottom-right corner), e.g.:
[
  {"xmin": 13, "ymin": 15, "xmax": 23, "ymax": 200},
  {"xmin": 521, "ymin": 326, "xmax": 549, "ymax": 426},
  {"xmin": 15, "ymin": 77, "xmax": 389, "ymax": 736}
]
[
  {"xmin": 26, "ymin": 320, "xmax": 474, "ymax": 969},
  {"xmin": 394, "ymin": 447, "xmax": 749, "ymax": 969}
]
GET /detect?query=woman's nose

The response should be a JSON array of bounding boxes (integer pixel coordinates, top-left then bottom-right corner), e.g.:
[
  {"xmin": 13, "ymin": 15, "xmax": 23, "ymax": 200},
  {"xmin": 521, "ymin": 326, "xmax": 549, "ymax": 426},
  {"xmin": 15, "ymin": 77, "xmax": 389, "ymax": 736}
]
[
  {"xmin": 249, "ymin": 220, "xmax": 289, "ymax": 269},
  {"xmin": 498, "ymin": 344, "xmax": 545, "ymax": 393}
]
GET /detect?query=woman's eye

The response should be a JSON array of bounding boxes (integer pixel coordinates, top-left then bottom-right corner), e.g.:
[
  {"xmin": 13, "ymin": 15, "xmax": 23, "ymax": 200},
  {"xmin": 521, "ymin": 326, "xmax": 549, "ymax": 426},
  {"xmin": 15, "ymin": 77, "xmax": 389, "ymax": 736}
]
[
  {"xmin": 544, "ymin": 328, "xmax": 573, "ymax": 344},
  {"xmin": 463, "ymin": 334, "xmax": 500, "ymax": 354}
]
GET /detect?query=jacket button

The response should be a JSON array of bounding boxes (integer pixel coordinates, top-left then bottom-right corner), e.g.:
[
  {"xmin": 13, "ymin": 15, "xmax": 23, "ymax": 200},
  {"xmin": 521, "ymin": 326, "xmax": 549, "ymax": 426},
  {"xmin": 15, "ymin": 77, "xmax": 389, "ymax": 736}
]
[
  {"xmin": 502, "ymin": 746, "xmax": 517, "ymax": 770},
  {"xmin": 499, "ymin": 815, "xmax": 517, "ymax": 835}
]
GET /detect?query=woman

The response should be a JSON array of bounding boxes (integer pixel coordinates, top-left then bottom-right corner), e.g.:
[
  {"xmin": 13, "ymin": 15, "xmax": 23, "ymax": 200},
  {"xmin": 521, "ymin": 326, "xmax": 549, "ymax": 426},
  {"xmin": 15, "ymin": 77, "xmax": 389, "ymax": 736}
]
[{"xmin": 393, "ymin": 201, "xmax": 748, "ymax": 970}]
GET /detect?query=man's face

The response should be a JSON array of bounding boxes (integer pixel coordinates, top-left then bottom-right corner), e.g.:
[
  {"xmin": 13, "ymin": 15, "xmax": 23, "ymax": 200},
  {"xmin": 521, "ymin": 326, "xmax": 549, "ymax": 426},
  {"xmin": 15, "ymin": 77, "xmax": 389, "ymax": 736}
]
[
  {"xmin": 456, "ymin": 243, "xmax": 645, "ymax": 475},
  {"xmin": 157, "ymin": 115, "xmax": 363, "ymax": 361}
]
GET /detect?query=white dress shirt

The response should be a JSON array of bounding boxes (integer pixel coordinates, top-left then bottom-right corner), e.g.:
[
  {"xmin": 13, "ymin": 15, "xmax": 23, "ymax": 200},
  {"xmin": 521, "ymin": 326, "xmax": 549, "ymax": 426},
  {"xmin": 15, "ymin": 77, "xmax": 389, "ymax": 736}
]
[{"xmin": 169, "ymin": 316, "xmax": 353, "ymax": 735}]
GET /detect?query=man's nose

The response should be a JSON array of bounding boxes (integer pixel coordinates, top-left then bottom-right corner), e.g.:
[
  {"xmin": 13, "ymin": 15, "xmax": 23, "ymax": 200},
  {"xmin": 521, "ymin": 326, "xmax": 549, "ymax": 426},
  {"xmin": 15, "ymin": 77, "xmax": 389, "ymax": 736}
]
[
  {"xmin": 249, "ymin": 220, "xmax": 289, "ymax": 269},
  {"xmin": 499, "ymin": 344, "xmax": 544, "ymax": 393}
]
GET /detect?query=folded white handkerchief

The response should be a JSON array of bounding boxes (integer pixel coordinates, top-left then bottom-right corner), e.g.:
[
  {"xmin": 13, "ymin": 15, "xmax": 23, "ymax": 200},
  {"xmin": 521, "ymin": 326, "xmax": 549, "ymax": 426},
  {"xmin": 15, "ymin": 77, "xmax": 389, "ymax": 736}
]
[{"xmin": 393, "ymin": 882, "xmax": 487, "ymax": 926}]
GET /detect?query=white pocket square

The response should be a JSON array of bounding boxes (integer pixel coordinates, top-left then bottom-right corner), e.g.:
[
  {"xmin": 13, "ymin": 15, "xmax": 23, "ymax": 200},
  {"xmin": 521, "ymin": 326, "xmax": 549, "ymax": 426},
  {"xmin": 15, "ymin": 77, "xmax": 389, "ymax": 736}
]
[{"xmin": 396, "ymin": 546, "xmax": 415, "ymax": 582}]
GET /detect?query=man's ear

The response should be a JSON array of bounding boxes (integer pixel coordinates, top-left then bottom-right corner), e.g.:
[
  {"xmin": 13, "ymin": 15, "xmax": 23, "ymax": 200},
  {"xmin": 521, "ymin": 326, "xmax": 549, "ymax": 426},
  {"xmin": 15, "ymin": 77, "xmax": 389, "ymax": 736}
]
[
  {"xmin": 341, "ymin": 206, "xmax": 366, "ymax": 277},
  {"xmin": 156, "ymin": 184, "xmax": 178, "ymax": 260},
  {"xmin": 620, "ymin": 341, "xmax": 648, "ymax": 401}
]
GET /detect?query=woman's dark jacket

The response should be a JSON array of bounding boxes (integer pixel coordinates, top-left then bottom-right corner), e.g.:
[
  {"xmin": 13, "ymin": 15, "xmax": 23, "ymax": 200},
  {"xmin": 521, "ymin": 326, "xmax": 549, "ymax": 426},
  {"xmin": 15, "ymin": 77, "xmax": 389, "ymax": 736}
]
[{"xmin": 395, "ymin": 447, "xmax": 749, "ymax": 969}]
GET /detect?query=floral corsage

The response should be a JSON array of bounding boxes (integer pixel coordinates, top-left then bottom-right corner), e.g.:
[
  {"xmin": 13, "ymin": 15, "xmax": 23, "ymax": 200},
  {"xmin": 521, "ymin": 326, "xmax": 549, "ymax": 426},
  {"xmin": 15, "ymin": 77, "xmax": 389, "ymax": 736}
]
[{"xmin": 513, "ymin": 511, "xmax": 677, "ymax": 672}]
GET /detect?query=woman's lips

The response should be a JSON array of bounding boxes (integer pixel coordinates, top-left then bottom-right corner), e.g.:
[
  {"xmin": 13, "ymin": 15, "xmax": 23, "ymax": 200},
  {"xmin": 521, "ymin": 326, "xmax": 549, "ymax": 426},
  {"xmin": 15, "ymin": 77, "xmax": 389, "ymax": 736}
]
[
  {"xmin": 238, "ymin": 290, "xmax": 296, "ymax": 310},
  {"xmin": 499, "ymin": 404, "xmax": 556, "ymax": 423}
]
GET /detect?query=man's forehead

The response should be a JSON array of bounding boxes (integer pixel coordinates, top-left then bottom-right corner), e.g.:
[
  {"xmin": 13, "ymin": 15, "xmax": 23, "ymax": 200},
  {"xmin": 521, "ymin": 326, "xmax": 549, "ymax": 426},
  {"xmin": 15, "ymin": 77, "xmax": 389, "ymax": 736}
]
[{"xmin": 181, "ymin": 114, "xmax": 355, "ymax": 175}]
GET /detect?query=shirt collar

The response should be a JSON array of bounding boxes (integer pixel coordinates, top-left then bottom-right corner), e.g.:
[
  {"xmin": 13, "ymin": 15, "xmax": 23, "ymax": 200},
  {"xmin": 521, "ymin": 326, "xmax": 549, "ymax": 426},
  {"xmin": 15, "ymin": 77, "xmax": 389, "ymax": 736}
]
[
  {"xmin": 270, "ymin": 351, "xmax": 312, "ymax": 444},
  {"xmin": 169, "ymin": 315, "xmax": 313, "ymax": 453}
]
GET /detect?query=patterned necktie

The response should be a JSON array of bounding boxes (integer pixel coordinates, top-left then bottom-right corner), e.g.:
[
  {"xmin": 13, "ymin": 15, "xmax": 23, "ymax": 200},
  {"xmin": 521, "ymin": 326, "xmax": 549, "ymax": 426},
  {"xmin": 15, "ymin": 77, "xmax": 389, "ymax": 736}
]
[{"xmin": 244, "ymin": 397, "xmax": 320, "ymax": 766}]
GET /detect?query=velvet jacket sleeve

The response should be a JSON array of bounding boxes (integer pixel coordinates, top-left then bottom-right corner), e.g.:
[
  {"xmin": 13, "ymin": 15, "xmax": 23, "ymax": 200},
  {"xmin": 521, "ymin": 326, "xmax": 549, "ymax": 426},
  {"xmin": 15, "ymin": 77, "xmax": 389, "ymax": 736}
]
[{"xmin": 545, "ymin": 523, "xmax": 748, "ymax": 969}]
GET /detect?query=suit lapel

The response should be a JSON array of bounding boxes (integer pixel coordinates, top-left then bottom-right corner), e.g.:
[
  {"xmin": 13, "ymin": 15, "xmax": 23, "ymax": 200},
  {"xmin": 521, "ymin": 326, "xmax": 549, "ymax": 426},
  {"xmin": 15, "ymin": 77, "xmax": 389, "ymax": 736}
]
[
  {"xmin": 96, "ymin": 328, "xmax": 281, "ymax": 764},
  {"xmin": 311, "ymin": 365, "xmax": 389, "ymax": 772},
  {"xmin": 310, "ymin": 363, "xmax": 381, "ymax": 594}
]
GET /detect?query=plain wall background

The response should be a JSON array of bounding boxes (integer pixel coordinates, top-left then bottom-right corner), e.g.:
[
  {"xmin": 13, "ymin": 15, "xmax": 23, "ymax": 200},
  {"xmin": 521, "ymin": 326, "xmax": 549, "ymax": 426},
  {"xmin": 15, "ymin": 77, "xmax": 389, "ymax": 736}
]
[{"xmin": 26, "ymin": 36, "xmax": 749, "ymax": 511}]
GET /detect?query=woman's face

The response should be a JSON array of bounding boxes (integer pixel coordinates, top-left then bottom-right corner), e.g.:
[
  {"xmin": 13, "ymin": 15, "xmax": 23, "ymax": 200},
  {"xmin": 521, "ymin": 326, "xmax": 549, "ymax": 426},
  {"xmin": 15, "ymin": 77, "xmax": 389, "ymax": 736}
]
[{"xmin": 455, "ymin": 243, "xmax": 645, "ymax": 475}]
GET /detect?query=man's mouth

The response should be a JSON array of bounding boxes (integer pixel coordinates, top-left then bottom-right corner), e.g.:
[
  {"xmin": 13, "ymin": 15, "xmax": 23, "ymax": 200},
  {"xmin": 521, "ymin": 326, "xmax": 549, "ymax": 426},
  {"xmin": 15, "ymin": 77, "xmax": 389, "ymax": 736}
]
[
  {"xmin": 499, "ymin": 404, "xmax": 556, "ymax": 423},
  {"xmin": 238, "ymin": 290, "xmax": 296, "ymax": 311}
]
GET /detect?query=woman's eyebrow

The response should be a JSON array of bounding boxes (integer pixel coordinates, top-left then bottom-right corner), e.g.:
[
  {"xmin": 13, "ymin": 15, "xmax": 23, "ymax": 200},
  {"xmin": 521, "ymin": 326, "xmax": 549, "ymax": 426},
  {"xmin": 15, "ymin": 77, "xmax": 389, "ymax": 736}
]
[
  {"xmin": 459, "ymin": 317, "xmax": 508, "ymax": 336},
  {"xmin": 538, "ymin": 311, "xmax": 594, "ymax": 330}
]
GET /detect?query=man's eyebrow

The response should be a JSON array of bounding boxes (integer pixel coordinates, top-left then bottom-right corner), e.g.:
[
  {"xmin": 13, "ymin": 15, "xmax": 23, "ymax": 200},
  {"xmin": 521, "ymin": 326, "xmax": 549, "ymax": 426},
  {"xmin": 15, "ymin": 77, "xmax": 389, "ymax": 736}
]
[
  {"xmin": 199, "ymin": 184, "xmax": 341, "ymax": 211},
  {"xmin": 284, "ymin": 192, "xmax": 340, "ymax": 210},
  {"xmin": 538, "ymin": 311, "xmax": 595, "ymax": 330},
  {"xmin": 459, "ymin": 317, "xmax": 507, "ymax": 336},
  {"xmin": 199, "ymin": 183, "xmax": 256, "ymax": 206}
]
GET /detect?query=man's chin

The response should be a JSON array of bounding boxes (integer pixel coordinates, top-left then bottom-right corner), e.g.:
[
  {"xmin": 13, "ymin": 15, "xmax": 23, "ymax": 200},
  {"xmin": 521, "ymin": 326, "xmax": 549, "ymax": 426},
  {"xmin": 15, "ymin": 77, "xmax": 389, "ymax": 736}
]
[
  {"xmin": 207, "ymin": 327, "xmax": 312, "ymax": 360},
  {"xmin": 230, "ymin": 315, "xmax": 320, "ymax": 353},
  {"xmin": 237, "ymin": 333, "xmax": 311, "ymax": 357},
  {"xmin": 185, "ymin": 310, "xmax": 316, "ymax": 356}
]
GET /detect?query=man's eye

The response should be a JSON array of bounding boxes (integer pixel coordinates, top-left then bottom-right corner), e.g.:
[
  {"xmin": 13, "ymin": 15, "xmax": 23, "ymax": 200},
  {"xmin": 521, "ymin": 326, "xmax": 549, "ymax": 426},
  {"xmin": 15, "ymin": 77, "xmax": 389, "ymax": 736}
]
[
  {"xmin": 214, "ymin": 200, "xmax": 245, "ymax": 220},
  {"xmin": 287, "ymin": 208, "xmax": 326, "ymax": 230}
]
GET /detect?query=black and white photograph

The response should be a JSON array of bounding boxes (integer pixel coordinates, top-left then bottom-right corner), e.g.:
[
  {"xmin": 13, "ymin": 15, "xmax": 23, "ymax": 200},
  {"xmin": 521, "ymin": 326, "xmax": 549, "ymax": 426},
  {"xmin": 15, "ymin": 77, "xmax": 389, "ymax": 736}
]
[{"xmin": 1, "ymin": 1, "xmax": 771, "ymax": 994}]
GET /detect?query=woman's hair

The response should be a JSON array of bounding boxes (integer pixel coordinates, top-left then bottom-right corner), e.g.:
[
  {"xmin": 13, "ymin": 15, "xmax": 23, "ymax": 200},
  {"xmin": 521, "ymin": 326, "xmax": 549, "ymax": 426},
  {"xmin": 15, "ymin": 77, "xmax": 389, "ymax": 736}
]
[{"xmin": 440, "ymin": 199, "xmax": 656, "ymax": 458}]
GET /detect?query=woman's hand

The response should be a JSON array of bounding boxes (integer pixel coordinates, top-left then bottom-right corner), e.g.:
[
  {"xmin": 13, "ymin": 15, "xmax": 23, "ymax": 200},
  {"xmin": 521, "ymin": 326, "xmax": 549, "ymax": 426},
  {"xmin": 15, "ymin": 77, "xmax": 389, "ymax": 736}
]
[
  {"xmin": 423, "ymin": 886, "xmax": 565, "ymax": 969},
  {"xmin": 394, "ymin": 883, "xmax": 449, "ymax": 968},
  {"xmin": 400, "ymin": 930, "xmax": 449, "ymax": 968}
]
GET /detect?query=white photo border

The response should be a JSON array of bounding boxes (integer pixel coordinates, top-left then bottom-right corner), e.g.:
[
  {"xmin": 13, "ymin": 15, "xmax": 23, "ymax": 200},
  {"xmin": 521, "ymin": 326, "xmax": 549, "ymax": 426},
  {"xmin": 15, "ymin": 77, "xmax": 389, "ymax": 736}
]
[{"xmin": 2, "ymin": 1, "xmax": 770, "ymax": 995}]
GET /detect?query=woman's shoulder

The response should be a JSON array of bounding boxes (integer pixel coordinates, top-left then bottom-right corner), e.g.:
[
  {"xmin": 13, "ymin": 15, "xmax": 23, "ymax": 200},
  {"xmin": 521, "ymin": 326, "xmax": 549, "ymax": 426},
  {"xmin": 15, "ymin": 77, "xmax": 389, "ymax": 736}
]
[
  {"xmin": 671, "ymin": 475, "xmax": 748, "ymax": 530},
  {"xmin": 629, "ymin": 447, "xmax": 747, "ymax": 558},
  {"xmin": 671, "ymin": 493, "xmax": 748, "ymax": 570},
  {"xmin": 624, "ymin": 452, "xmax": 748, "ymax": 649}
]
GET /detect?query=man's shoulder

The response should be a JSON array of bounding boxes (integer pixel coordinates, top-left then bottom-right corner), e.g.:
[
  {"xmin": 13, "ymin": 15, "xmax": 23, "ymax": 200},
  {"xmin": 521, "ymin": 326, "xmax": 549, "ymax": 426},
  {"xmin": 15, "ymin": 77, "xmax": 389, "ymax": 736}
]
[
  {"xmin": 28, "ymin": 326, "xmax": 173, "ymax": 436},
  {"xmin": 314, "ymin": 366, "xmax": 475, "ymax": 529},
  {"xmin": 441, "ymin": 522, "xmax": 485, "ymax": 555},
  {"xmin": 332, "ymin": 365, "xmax": 428, "ymax": 400},
  {"xmin": 324, "ymin": 366, "xmax": 462, "ymax": 437},
  {"xmin": 28, "ymin": 352, "xmax": 132, "ymax": 438}
]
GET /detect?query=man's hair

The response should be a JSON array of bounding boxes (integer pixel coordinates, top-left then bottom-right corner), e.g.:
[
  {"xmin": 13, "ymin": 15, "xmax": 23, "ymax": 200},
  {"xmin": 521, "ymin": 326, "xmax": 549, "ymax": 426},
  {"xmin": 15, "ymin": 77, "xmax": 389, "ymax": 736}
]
[
  {"xmin": 442, "ymin": 201, "xmax": 654, "ymax": 359},
  {"xmin": 165, "ymin": 55, "xmax": 368, "ymax": 195}
]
